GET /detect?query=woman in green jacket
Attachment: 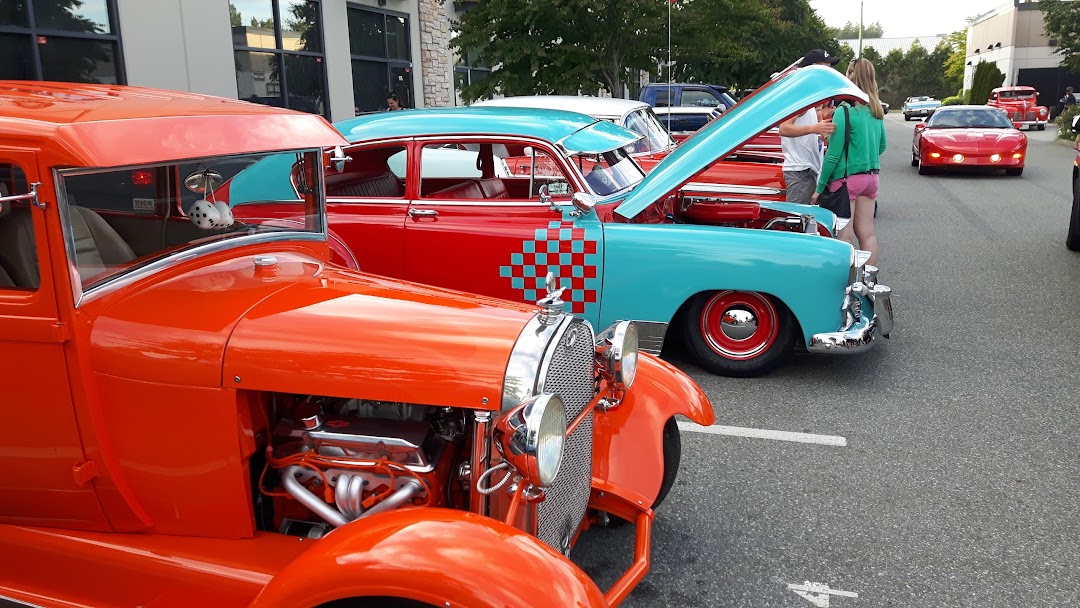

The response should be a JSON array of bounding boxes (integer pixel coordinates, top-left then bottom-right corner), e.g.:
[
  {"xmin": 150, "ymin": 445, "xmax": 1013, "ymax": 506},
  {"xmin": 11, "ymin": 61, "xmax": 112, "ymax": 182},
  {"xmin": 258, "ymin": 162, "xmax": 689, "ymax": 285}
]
[{"xmin": 812, "ymin": 57, "xmax": 887, "ymax": 266}]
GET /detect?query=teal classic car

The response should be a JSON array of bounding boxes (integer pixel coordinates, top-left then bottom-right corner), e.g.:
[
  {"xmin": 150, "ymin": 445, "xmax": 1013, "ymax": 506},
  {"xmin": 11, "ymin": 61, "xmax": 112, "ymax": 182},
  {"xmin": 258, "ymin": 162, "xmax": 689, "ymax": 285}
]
[{"xmin": 228, "ymin": 66, "xmax": 893, "ymax": 377}]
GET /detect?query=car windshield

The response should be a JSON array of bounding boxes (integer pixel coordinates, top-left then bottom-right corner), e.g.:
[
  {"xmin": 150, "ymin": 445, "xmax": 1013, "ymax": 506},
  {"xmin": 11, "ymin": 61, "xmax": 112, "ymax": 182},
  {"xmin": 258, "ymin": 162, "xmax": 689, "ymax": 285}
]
[
  {"xmin": 570, "ymin": 146, "xmax": 645, "ymax": 197},
  {"xmin": 622, "ymin": 108, "xmax": 675, "ymax": 154},
  {"xmin": 926, "ymin": 109, "xmax": 1013, "ymax": 129},
  {"xmin": 999, "ymin": 90, "xmax": 1035, "ymax": 99},
  {"xmin": 58, "ymin": 149, "xmax": 325, "ymax": 293}
]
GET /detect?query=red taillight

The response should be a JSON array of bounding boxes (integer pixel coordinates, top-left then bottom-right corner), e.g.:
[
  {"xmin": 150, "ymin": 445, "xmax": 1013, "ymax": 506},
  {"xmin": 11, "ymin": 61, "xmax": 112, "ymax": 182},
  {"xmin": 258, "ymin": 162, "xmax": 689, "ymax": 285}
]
[{"xmin": 131, "ymin": 170, "xmax": 154, "ymax": 186}]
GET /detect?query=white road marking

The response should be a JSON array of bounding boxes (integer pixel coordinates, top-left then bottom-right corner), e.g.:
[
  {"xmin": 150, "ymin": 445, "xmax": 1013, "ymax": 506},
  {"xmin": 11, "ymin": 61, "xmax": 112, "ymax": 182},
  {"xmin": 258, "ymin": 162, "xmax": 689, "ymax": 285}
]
[
  {"xmin": 677, "ymin": 421, "xmax": 847, "ymax": 447},
  {"xmin": 787, "ymin": 581, "xmax": 859, "ymax": 606}
]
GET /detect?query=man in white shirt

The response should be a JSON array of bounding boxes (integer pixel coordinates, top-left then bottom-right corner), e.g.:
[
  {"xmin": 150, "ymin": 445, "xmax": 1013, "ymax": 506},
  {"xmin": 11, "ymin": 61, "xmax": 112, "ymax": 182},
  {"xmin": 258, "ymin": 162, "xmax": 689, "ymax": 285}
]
[{"xmin": 779, "ymin": 49, "xmax": 839, "ymax": 204}]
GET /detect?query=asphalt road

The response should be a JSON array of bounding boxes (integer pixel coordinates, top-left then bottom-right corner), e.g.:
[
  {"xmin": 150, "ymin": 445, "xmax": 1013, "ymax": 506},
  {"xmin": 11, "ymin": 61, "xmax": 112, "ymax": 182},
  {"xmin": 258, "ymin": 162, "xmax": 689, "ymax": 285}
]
[{"xmin": 572, "ymin": 114, "xmax": 1080, "ymax": 607}]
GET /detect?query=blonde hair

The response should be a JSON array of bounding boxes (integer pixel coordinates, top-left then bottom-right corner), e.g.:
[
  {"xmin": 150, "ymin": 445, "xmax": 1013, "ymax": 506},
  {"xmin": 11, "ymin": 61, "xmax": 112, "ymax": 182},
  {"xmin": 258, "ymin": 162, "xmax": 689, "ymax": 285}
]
[{"xmin": 847, "ymin": 57, "xmax": 884, "ymax": 120}]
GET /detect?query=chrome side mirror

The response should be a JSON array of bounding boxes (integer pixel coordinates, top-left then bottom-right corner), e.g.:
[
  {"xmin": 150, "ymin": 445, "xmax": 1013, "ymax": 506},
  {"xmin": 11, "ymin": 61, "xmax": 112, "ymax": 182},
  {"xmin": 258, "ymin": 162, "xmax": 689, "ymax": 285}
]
[
  {"xmin": 570, "ymin": 192, "xmax": 596, "ymax": 215},
  {"xmin": 328, "ymin": 146, "xmax": 352, "ymax": 174},
  {"xmin": 183, "ymin": 170, "xmax": 224, "ymax": 194}
]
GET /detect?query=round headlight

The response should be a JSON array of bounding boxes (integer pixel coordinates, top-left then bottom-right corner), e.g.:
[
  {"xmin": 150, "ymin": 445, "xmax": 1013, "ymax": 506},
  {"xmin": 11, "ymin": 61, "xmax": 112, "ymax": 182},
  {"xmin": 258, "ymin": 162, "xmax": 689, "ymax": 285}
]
[
  {"xmin": 494, "ymin": 393, "xmax": 566, "ymax": 487},
  {"xmin": 595, "ymin": 320, "xmax": 639, "ymax": 390}
]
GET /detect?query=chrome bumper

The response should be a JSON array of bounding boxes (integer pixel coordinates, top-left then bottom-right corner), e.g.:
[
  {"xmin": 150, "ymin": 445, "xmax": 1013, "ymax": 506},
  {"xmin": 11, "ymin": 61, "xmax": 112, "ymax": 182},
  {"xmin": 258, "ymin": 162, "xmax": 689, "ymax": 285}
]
[{"xmin": 808, "ymin": 280, "xmax": 893, "ymax": 354}]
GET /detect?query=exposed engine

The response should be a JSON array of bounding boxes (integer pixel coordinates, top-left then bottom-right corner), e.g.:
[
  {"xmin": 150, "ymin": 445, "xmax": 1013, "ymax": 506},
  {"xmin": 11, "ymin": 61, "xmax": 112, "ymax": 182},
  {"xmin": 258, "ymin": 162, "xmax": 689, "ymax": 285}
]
[{"xmin": 261, "ymin": 395, "xmax": 467, "ymax": 537}]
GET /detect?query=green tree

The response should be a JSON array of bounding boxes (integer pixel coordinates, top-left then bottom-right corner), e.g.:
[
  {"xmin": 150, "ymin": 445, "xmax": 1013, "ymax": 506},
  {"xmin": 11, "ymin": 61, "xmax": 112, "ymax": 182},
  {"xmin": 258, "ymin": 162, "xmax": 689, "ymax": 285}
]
[
  {"xmin": 250, "ymin": 16, "xmax": 274, "ymax": 28},
  {"xmin": 14, "ymin": 1, "xmax": 113, "ymax": 83},
  {"xmin": 830, "ymin": 20, "xmax": 884, "ymax": 39},
  {"xmin": 942, "ymin": 30, "xmax": 967, "ymax": 95},
  {"xmin": 453, "ymin": 0, "xmax": 666, "ymax": 102},
  {"xmin": 1041, "ymin": 0, "xmax": 1080, "ymax": 72},
  {"xmin": 230, "ymin": 3, "xmax": 242, "ymax": 27},
  {"xmin": 968, "ymin": 60, "xmax": 1005, "ymax": 105}
]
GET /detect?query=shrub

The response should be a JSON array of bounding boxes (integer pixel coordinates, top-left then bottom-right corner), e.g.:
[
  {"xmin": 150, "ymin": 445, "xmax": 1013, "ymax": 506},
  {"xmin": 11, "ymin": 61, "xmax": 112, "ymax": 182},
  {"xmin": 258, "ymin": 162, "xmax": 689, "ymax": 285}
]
[
  {"xmin": 969, "ymin": 61, "xmax": 1005, "ymax": 106},
  {"xmin": 941, "ymin": 96, "xmax": 964, "ymax": 106},
  {"xmin": 1056, "ymin": 103, "xmax": 1080, "ymax": 140}
]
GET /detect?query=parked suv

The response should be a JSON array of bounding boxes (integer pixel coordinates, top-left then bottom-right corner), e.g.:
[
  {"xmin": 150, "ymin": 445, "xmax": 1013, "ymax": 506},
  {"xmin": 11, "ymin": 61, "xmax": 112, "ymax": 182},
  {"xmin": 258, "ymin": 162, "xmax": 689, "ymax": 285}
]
[{"xmin": 640, "ymin": 82, "xmax": 738, "ymax": 111}]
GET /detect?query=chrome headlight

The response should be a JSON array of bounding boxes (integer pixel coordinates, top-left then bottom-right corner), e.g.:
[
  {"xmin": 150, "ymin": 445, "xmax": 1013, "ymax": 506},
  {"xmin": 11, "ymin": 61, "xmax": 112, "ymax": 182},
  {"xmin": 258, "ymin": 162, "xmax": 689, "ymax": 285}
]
[
  {"xmin": 595, "ymin": 320, "xmax": 639, "ymax": 390},
  {"xmin": 494, "ymin": 393, "xmax": 566, "ymax": 487}
]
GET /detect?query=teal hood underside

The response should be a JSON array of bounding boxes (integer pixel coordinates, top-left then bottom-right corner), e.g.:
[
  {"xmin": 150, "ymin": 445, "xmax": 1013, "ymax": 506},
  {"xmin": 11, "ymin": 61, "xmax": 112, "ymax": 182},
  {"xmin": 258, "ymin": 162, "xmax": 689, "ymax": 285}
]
[{"xmin": 615, "ymin": 66, "xmax": 869, "ymax": 219}]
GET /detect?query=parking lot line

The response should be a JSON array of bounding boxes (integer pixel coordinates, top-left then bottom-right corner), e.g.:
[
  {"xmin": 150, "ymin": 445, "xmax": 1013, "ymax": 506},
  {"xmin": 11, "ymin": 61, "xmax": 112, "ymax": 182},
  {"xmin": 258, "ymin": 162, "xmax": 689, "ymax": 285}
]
[{"xmin": 677, "ymin": 421, "xmax": 848, "ymax": 447}]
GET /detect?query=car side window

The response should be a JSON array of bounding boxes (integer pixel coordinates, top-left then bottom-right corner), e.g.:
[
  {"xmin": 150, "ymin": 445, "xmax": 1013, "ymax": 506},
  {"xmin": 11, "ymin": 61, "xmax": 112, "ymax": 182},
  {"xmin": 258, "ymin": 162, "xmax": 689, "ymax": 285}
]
[
  {"xmin": 0, "ymin": 162, "xmax": 38, "ymax": 291},
  {"xmin": 420, "ymin": 141, "xmax": 572, "ymax": 202},
  {"xmin": 681, "ymin": 90, "xmax": 721, "ymax": 107},
  {"xmin": 326, "ymin": 145, "xmax": 407, "ymax": 200}
]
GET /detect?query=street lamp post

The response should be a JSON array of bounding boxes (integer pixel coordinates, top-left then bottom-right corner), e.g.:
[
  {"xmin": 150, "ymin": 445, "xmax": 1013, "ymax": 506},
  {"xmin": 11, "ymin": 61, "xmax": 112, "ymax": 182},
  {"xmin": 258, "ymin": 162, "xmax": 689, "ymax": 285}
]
[{"xmin": 858, "ymin": 0, "xmax": 864, "ymax": 58}]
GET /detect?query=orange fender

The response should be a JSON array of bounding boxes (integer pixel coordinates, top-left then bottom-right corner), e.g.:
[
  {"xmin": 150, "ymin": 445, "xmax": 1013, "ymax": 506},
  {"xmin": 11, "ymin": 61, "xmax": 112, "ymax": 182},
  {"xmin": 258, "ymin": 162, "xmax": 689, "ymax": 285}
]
[
  {"xmin": 250, "ymin": 508, "xmax": 608, "ymax": 608},
  {"xmin": 592, "ymin": 354, "xmax": 713, "ymax": 506}
]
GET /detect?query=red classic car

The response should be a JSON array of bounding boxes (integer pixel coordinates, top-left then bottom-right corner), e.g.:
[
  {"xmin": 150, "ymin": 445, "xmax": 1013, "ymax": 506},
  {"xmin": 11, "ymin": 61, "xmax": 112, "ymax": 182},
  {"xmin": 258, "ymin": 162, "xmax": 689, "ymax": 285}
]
[
  {"xmin": 987, "ymin": 86, "xmax": 1048, "ymax": 131},
  {"xmin": 477, "ymin": 96, "xmax": 786, "ymax": 190},
  {"xmin": 911, "ymin": 105, "xmax": 1027, "ymax": 176},
  {"xmin": 0, "ymin": 81, "xmax": 713, "ymax": 607}
]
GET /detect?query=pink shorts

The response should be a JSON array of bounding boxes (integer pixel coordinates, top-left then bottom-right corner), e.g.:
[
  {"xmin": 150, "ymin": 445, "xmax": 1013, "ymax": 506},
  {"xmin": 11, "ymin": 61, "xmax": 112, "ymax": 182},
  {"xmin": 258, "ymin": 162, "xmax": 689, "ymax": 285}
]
[{"xmin": 828, "ymin": 172, "xmax": 879, "ymax": 200}]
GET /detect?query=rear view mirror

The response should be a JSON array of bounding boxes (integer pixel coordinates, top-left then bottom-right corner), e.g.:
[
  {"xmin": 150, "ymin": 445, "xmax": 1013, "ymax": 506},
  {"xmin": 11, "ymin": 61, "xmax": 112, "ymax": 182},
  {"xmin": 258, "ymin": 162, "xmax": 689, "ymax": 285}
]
[{"xmin": 328, "ymin": 146, "xmax": 352, "ymax": 174}]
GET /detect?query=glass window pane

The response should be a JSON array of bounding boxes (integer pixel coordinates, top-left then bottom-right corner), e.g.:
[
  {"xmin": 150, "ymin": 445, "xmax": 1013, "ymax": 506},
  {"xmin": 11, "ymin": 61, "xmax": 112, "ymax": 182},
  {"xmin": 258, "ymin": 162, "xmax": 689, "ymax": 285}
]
[
  {"xmin": 235, "ymin": 50, "xmax": 283, "ymax": 107},
  {"xmin": 352, "ymin": 59, "xmax": 387, "ymax": 113},
  {"xmin": 389, "ymin": 65, "xmax": 412, "ymax": 109},
  {"xmin": 283, "ymin": 53, "xmax": 325, "ymax": 115},
  {"xmin": 0, "ymin": 0, "xmax": 29, "ymax": 27},
  {"xmin": 33, "ymin": 0, "xmax": 111, "ymax": 34},
  {"xmin": 0, "ymin": 33, "xmax": 33, "ymax": 79},
  {"xmin": 347, "ymin": 7, "xmax": 385, "ymax": 58},
  {"xmin": 386, "ymin": 15, "xmax": 408, "ymax": 61},
  {"xmin": 230, "ymin": 0, "xmax": 276, "ymax": 49},
  {"xmin": 279, "ymin": 0, "xmax": 321, "ymax": 53},
  {"xmin": 39, "ymin": 38, "xmax": 117, "ymax": 84}
]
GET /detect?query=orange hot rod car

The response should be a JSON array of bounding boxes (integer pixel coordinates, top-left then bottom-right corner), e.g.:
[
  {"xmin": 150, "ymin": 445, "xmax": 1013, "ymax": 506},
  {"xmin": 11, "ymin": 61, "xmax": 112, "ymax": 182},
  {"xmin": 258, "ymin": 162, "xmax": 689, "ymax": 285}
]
[{"xmin": 0, "ymin": 81, "xmax": 714, "ymax": 607}]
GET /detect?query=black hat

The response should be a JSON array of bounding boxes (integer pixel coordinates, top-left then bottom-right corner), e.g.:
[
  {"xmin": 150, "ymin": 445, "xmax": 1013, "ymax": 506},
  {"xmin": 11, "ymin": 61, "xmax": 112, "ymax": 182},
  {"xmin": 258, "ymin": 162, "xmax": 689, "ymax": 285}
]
[{"xmin": 799, "ymin": 49, "xmax": 840, "ymax": 68}]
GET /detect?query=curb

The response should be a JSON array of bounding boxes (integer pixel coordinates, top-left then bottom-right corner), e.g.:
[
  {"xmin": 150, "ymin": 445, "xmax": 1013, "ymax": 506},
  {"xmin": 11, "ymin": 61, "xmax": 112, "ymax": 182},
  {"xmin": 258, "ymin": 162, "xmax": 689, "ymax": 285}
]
[{"xmin": 1052, "ymin": 136, "xmax": 1077, "ymax": 149}]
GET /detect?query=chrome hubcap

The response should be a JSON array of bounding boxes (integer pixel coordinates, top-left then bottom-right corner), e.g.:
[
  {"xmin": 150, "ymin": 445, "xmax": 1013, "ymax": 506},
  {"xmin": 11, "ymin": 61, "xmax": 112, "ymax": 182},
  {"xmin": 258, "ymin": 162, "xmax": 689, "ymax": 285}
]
[{"xmin": 720, "ymin": 307, "xmax": 758, "ymax": 341}]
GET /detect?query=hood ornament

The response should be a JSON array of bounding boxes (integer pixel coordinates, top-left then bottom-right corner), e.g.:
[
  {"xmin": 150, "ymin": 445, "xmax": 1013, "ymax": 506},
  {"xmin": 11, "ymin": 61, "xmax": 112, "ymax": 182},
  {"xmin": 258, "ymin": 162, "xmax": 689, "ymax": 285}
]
[{"xmin": 536, "ymin": 272, "xmax": 566, "ymax": 325}]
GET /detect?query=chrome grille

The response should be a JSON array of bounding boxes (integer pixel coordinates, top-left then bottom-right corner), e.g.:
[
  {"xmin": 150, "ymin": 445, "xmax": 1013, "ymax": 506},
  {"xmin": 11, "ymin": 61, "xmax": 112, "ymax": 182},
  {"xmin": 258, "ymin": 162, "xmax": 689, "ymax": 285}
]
[
  {"xmin": 536, "ymin": 319, "xmax": 596, "ymax": 553},
  {"xmin": 1025, "ymin": 111, "xmax": 1036, "ymax": 121}
]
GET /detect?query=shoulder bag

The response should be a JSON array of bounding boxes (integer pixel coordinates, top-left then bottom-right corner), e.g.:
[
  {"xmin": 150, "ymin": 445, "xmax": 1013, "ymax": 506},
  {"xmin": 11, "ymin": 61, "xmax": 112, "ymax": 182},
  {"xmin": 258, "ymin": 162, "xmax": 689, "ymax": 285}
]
[{"xmin": 817, "ymin": 105, "xmax": 851, "ymax": 219}]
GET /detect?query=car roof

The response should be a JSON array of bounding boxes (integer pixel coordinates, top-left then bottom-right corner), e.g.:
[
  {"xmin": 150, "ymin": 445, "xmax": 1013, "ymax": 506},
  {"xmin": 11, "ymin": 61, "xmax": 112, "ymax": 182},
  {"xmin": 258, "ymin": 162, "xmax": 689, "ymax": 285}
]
[
  {"xmin": 475, "ymin": 96, "xmax": 648, "ymax": 121},
  {"xmin": 993, "ymin": 86, "xmax": 1035, "ymax": 91},
  {"xmin": 643, "ymin": 82, "xmax": 729, "ymax": 92},
  {"xmin": 334, "ymin": 106, "xmax": 627, "ymax": 148},
  {"xmin": 0, "ymin": 80, "xmax": 345, "ymax": 168}
]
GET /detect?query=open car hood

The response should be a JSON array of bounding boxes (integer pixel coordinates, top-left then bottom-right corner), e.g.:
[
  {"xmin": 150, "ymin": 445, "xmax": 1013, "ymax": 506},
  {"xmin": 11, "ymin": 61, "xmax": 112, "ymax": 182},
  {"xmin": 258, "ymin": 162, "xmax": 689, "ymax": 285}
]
[{"xmin": 615, "ymin": 66, "xmax": 868, "ymax": 219}]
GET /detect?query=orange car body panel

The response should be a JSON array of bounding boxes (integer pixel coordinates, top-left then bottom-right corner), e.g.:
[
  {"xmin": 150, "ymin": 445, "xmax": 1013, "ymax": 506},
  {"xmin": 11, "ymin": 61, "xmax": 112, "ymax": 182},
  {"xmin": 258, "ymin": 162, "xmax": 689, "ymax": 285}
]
[
  {"xmin": 594, "ymin": 355, "xmax": 713, "ymax": 503},
  {"xmin": 0, "ymin": 81, "xmax": 714, "ymax": 607}
]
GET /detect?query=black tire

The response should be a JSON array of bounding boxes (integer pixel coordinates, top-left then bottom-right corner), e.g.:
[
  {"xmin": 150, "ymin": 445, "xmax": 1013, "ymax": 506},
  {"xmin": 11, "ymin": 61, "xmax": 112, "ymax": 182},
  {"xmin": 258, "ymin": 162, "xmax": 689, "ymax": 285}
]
[
  {"xmin": 1037, "ymin": 124, "xmax": 1046, "ymax": 131},
  {"xmin": 652, "ymin": 417, "xmax": 682, "ymax": 510},
  {"xmin": 683, "ymin": 291, "xmax": 795, "ymax": 377},
  {"xmin": 911, "ymin": 148, "xmax": 918, "ymax": 167},
  {"xmin": 606, "ymin": 417, "xmax": 681, "ymax": 527},
  {"xmin": 1068, "ymin": 168, "xmax": 1080, "ymax": 251},
  {"xmin": 1006, "ymin": 167, "xmax": 1024, "ymax": 176},
  {"xmin": 904, "ymin": 113, "xmax": 911, "ymax": 121},
  {"xmin": 918, "ymin": 151, "xmax": 930, "ymax": 176}
]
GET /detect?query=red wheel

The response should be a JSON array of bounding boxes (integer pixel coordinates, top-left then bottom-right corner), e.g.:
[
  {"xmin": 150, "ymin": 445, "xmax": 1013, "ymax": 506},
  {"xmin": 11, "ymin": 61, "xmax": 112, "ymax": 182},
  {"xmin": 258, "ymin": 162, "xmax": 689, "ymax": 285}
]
[{"xmin": 683, "ymin": 291, "xmax": 795, "ymax": 377}]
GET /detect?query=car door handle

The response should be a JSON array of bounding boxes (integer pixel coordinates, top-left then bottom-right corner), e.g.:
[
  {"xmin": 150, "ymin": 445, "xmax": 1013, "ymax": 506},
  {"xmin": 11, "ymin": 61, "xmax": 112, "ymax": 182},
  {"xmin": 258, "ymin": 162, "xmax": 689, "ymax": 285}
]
[{"xmin": 408, "ymin": 208, "xmax": 439, "ymax": 218}]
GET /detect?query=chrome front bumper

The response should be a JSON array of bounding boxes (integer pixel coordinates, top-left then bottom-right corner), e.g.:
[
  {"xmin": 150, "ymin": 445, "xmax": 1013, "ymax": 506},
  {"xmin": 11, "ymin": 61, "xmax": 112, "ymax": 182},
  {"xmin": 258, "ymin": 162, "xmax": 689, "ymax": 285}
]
[{"xmin": 808, "ymin": 280, "xmax": 893, "ymax": 354}]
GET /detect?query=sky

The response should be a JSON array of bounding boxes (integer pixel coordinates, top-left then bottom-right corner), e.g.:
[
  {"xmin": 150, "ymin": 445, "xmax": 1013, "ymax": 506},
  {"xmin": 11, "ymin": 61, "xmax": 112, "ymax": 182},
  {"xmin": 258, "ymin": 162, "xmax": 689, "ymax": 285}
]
[{"xmin": 809, "ymin": 0, "xmax": 1009, "ymax": 38}]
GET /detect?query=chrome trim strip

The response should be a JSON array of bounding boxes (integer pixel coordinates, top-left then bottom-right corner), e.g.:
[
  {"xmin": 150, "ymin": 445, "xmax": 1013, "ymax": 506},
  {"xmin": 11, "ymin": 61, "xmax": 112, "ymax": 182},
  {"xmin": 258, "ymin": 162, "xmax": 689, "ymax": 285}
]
[
  {"xmin": 75, "ymin": 232, "xmax": 326, "ymax": 308},
  {"xmin": 631, "ymin": 320, "xmax": 668, "ymax": 355},
  {"xmin": 683, "ymin": 182, "xmax": 784, "ymax": 195},
  {"xmin": 501, "ymin": 314, "xmax": 565, "ymax": 410}
]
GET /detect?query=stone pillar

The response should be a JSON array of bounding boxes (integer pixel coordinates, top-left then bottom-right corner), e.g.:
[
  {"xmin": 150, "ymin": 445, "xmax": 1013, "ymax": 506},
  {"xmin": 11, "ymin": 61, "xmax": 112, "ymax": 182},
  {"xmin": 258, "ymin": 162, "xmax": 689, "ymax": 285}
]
[{"xmin": 418, "ymin": 0, "xmax": 454, "ymax": 107}]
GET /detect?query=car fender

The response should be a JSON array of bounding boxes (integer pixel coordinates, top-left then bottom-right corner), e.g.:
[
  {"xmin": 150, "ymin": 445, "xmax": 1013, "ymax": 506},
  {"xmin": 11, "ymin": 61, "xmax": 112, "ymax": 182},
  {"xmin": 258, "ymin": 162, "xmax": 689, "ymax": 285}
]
[
  {"xmin": 250, "ymin": 508, "xmax": 608, "ymax": 608},
  {"xmin": 599, "ymin": 223, "xmax": 853, "ymax": 344},
  {"xmin": 592, "ymin": 353, "xmax": 713, "ymax": 505}
]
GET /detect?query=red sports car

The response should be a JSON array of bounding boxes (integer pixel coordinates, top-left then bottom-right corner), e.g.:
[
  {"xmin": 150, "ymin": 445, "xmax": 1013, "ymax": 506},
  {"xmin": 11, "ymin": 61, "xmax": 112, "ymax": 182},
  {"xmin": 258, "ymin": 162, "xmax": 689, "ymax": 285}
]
[{"xmin": 912, "ymin": 105, "xmax": 1027, "ymax": 176}]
